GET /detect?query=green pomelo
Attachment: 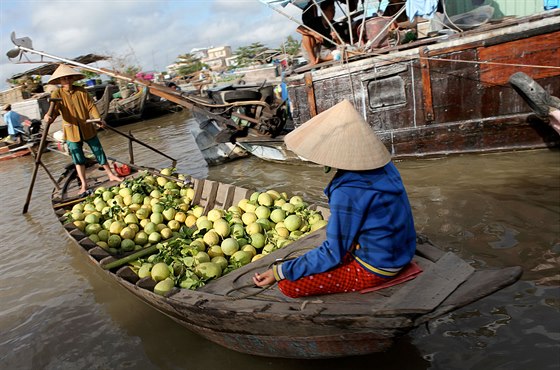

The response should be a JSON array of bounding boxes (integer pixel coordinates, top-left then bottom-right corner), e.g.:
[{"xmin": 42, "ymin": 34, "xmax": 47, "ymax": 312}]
[
  {"xmin": 256, "ymin": 218, "xmax": 272, "ymax": 231},
  {"xmin": 144, "ymin": 221, "xmax": 158, "ymax": 234},
  {"xmin": 242, "ymin": 212, "xmax": 257, "ymax": 226},
  {"xmin": 191, "ymin": 206, "xmax": 204, "ymax": 218},
  {"xmin": 213, "ymin": 219, "xmax": 230, "ymax": 238},
  {"xmin": 138, "ymin": 263, "xmax": 153, "ymax": 278},
  {"xmin": 281, "ymin": 203, "xmax": 296, "ymax": 214},
  {"xmin": 148, "ymin": 232, "xmax": 162, "ymax": 243},
  {"xmin": 221, "ymin": 238, "xmax": 239, "ymax": 256},
  {"xmin": 162, "ymin": 208, "xmax": 176, "ymax": 221},
  {"xmin": 242, "ymin": 244, "xmax": 257, "ymax": 257},
  {"xmin": 167, "ymin": 220, "xmax": 180, "ymax": 231},
  {"xmin": 160, "ymin": 168, "xmax": 173, "ymax": 176},
  {"xmin": 134, "ymin": 231, "xmax": 149, "ymax": 245},
  {"xmin": 151, "ymin": 262, "xmax": 171, "ymax": 282},
  {"xmin": 123, "ymin": 195, "xmax": 132, "ymax": 206},
  {"xmin": 236, "ymin": 237, "xmax": 249, "ymax": 247},
  {"xmin": 237, "ymin": 198, "xmax": 249, "ymax": 212},
  {"xmin": 195, "ymin": 262, "xmax": 222, "ymax": 279},
  {"xmin": 231, "ymin": 223, "xmax": 245, "ymax": 238},
  {"xmin": 107, "ymin": 235, "xmax": 122, "ymax": 248},
  {"xmin": 270, "ymin": 209, "xmax": 286, "ymax": 223},
  {"xmin": 154, "ymin": 278, "xmax": 175, "ymax": 295},
  {"xmin": 150, "ymin": 212, "xmax": 164, "ymax": 225},
  {"xmin": 120, "ymin": 226, "xmax": 136, "ymax": 240},
  {"xmin": 207, "ymin": 245, "xmax": 224, "ymax": 258},
  {"xmin": 203, "ymin": 230, "xmax": 220, "ymax": 246},
  {"xmin": 73, "ymin": 220, "xmax": 86, "ymax": 231},
  {"xmin": 310, "ymin": 220, "xmax": 328, "ymax": 232},
  {"xmin": 244, "ymin": 203, "xmax": 257, "ymax": 213},
  {"xmin": 156, "ymin": 176, "xmax": 168, "ymax": 187},
  {"xmin": 85, "ymin": 223, "xmax": 102, "ymax": 236},
  {"xmin": 98, "ymin": 229, "xmax": 110, "ymax": 242},
  {"xmin": 136, "ymin": 208, "xmax": 150, "ymax": 220},
  {"xmin": 131, "ymin": 193, "xmax": 144, "ymax": 205},
  {"xmin": 274, "ymin": 198, "xmax": 286, "ymax": 207},
  {"xmin": 174, "ymin": 212, "xmax": 187, "ymax": 223},
  {"xmin": 118, "ymin": 187, "xmax": 132, "ymax": 197},
  {"xmin": 252, "ymin": 254, "xmax": 265, "ymax": 262},
  {"xmin": 185, "ymin": 215, "xmax": 197, "ymax": 228},
  {"xmin": 194, "ymin": 251, "xmax": 211, "ymax": 264},
  {"xmin": 263, "ymin": 243, "xmax": 275, "ymax": 254},
  {"xmin": 96, "ymin": 241, "xmax": 109, "ymax": 250},
  {"xmin": 160, "ymin": 227, "xmax": 173, "ymax": 240},
  {"xmin": 230, "ymin": 250, "xmax": 252, "ymax": 266},
  {"xmin": 255, "ymin": 205, "xmax": 271, "ymax": 219},
  {"xmin": 246, "ymin": 222, "xmax": 262, "ymax": 235},
  {"xmin": 88, "ymin": 234, "xmax": 100, "ymax": 243},
  {"xmin": 109, "ymin": 220, "xmax": 126, "ymax": 235},
  {"xmin": 102, "ymin": 219, "xmax": 113, "ymax": 230},
  {"xmin": 124, "ymin": 213, "xmax": 139, "ymax": 225},
  {"xmin": 72, "ymin": 203, "xmax": 84, "ymax": 212},
  {"xmin": 250, "ymin": 233, "xmax": 266, "ymax": 249},
  {"xmin": 284, "ymin": 215, "xmax": 302, "ymax": 232},
  {"xmin": 83, "ymin": 203, "xmax": 96, "ymax": 212},
  {"xmin": 207, "ymin": 209, "xmax": 223, "ymax": 222},
  {"xmin": 150, "ymin": 189, "xmax": 162, "ymax": 199},
  {"xmin": 190, "ymin": 239, "xmax": 206, "ymax": 252},
  {"xmin": 275, "ymin": 226, "xmax": 290, "ymax": 238},
  {"xmin": 211, "ymin": 256, "xmax": 228, "ymax": 270},
  {"xmin": 290, "ymin": 230, "xmax": 304, "ymax": 239},
  {"xmin": 121, "ymin": 238, "xmax": 135, "ymax": 252},
  {"xmin": 257, "ymin": 193, "xmax": 273, "ymax": 207},
  {"xmin": 250, "ymin": 192, "xmax": 260, "ymax": 203}
]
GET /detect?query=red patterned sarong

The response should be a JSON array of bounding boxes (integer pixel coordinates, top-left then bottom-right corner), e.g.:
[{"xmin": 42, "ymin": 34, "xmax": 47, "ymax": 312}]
[{"xmin": 278, "ymin": 257, "xmax": 390, "ymax": 298}]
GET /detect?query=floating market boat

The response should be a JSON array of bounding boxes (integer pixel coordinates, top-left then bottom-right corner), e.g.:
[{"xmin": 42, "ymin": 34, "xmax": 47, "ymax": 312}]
[
  {"xmin": 0, "ymin": 141, "xmax": 33, "ymax": 161},
  {"xmin": 51, "ymin": 163, "xmax": 522, "ymax": 359}
]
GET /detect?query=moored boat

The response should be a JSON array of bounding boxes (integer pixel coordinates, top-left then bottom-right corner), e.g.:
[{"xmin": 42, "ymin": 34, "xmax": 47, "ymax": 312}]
[
  {"xmin": 0, "ymin": 141, "xmax": 33, "ymax": 161},
  {"xmin": 51, "ymin": 163, "xmax": 522, "ymax": 359}
]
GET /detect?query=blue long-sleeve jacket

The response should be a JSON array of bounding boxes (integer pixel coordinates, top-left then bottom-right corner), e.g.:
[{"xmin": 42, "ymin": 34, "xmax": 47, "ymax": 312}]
[{"xmin": 277, "ymin": 162, "xmax": 416, "ymax": 281}]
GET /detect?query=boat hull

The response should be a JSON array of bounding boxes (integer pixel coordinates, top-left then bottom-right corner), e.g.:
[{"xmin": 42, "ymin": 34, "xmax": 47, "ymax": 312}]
[{"xmin": 285, "ymin": 11, "xmax": 560, "ymax": 159}]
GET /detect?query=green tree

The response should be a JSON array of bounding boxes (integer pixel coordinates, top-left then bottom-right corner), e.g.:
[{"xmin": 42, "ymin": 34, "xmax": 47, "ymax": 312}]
[
  {"xmin": 282, "ymin": 35, "xmax": 301, "ymax": 57},
  {"xmin": 175, "ymin": 53, "xmax": 206, "ymax": 76},
  {"xmin": 235, "ymin": 42, "xmax": 269, "ymax": 67}
]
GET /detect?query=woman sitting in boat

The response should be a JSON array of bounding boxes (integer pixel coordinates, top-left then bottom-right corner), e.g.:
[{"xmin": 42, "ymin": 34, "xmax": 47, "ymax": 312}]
[
  {"xmin": 253, "ymin": 99, "xmax": 416, "ymax": 297},
  {"xmin": 298, "ymin": 0, "xmax": 341, "ymax": 65}
]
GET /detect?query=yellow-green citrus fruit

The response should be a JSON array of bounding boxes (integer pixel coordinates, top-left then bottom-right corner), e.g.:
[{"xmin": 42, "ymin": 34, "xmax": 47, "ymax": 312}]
[
  {"xmin": 203, "ymin": 230, "xmax": 220, "ymax": 246},
  {"xmin": 207, "ymin": 209, "xmax": 223, "ymax": 222},
  {"xmin": 124, "ymin": 213, "xmax": 139, "ymax": 225},
  {"xmin": 281, "ymin": 203, "xmax": 296, "ymax": 214},
  {"xmin": 118, "ymin": 188, "xmax": 132, "ymax": 197},
  {"xmin": 162, "ymin": 208, "xmax": 176, "ymax": 221},
  {"xmin": 242, "ymin": 212, "xmax": 257, "ymax": 225},
  {"xmin": 255, "ymin": 205, "xmax": 271, "ymax": 219},
  {"xmin": 246, "ymin": 222, "xmax": 262, "ymax": 235},
  {"xmin": 120, "ymin": 226, "xmax": 136, "ymax": 240},
  {"xmin": 136, "ymin": 208, "xmax": 150, "ymax": 220},
  {"xmin": 144, "ymin": 222, "xmax": 157, "ymax": 234},
  {"xmin": 231, "ymin": 223, "xmax": 245, "ymax": 238},
  {"xmin": 195, "ymin": 262, "xmax": 222, "ymax": 279},
  {"xmin": 151, "ymin": 262, "xmax": 171, "ymax": 282},
  {"xmin": 185, "ymin": 214, "xmax": 197, "ymax": 228},
  {"xmin": 310, "ymin": 219, "xmax": 328, "ymax": 232},
  {"xmin": 250, "ymin": 233, "xmax": 266, "ymax": 249},
  {"xmin": 230, "ymin": 250, "xmax": 252, "ymax": 266},
  {"xmin": 213, "ymin": 219, "xmax": 230, "ymax": 238},
  {"xmin": 275, "ymin": 227, "xmax": 290, "ymax": 238},
  {"xmin": 88, "ymin": 234, "xmax": 100, "ymax": 243},
  {"xmin": 148, "ymin": 232, "xmax": 162, "ymax": 243},
  {"xmin": 160, "ymin": 228, "xmax": 173, "ymax": 240},
  {"xmin": 257, "ymin": 193, "xmax": 273, "ymax": 207},
  {"xmin": 167, "ymin": 220, "xmax": 180, "ymax": 231},
  {"xmin": 207, "ymin": 245, "xmax": 224, "ymax": 258},
  {"xmin": 134, "ymin": 231, "xmax": 149, "ymax": 245},
  {"xmin": 270, "ymin": 209, "xmax": 286, "ymax": 223},
  {"xmin": 150, "ymin": 212, "xmax": 164, "ymax": 224},
  {"xmin": 85, "ymin": 223, "xmax": 102, "ymax": 236},
  {"xmin": 73, "ymin": 220, "xmax": 86, "ymax": 231},
  {"xmin": 121, "ymin": 238, "xmax": 135, "ymax": 252},
  {"xmin": 107, "ymin": 235, "xmax": 121, "ymax": 248},
  {"xmin": 242, "ymin": 244, "xmax": 257, "ymax": 257},
  {"xmin": 211, "ymin": 256, "xmax": 228, "ymax": 270},
  {"xmin": 109, "ymin": 220, "xmax": 126, "ymax": 234},
  {"xmin": 174, "ymin": 212, "xmax": 187, "ymax": 223},
  {"xmin": 194, "ymin": 251, "xmax": 211, "ymax": 264},
  {"xmin": 154, "ymin": 278, "xmax": 175, "ymax": 295},
  {"xmin": 190, "ymin": 239, "xmax": 206, "ymax": 252},
  {"xmin": 221, "ymin": 238, "xmax": 239, "ymax": 256},
  {"xmin": 256, "ymin": 218, "xmax": 272, "ymax": 231},
  {"xmin": 138, "ymin": 263, "xmax": 152, "ymax": 278},
  {"xmin": 252, "ymin": 254, "xmax": 265, "ymax": 262},
  {"xmin": 284, "ymin": 215, "xmax": 302, "ymax": 232}
]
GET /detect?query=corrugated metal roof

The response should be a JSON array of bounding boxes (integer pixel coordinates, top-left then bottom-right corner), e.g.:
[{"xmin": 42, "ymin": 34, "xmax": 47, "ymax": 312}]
[{"xmin": 10, "ymin": 54, "xmax": 108, "ymax": 80}]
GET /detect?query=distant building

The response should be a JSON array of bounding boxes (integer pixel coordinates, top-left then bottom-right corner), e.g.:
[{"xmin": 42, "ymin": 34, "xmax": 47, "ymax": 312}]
[{"xmin": 202, "ymin": 46, "xmax": 232, "ymax": 71}]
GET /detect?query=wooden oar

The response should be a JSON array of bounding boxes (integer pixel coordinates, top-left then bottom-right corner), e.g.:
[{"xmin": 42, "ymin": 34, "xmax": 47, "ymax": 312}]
[
  {"xmin": 22, "ymin": 99, "xmax": 60, "ymax": 214},
  {"xmin": 87, "ymin": 119, "xmax": 177, "ymax": 167}
]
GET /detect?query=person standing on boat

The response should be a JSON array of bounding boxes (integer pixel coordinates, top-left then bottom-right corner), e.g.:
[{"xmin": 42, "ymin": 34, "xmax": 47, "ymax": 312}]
[
  {"xmin": 298, "ymin": 0, "xmax": 340, "ymax": 65},
  {"xmin": 253, "ymin": 100, "xmax": 417, "ymax": 297},
  {"xmin": 2, "ymin": 104, "xmax": 25, "ymax": 143},
  {"xmin": 43, "ymin": 64, "xmax": 123, "ymax": 197}
]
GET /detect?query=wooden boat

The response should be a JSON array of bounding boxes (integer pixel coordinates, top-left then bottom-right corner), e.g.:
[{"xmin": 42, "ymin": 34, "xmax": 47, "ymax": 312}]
[
  {"xmin": 51, "ymin": 163, "xmax": 522, "ymax": 359},
  {"xmin": 284, "ymin": 9, "xmax": 560, "ymax": 159},
  {"xmin": 189, "ymin": 6, "xmax": 560, "ymax": 164},
  {"xmin": 0, "ymin": 141, "xmax": 33, "ymax": 161}
]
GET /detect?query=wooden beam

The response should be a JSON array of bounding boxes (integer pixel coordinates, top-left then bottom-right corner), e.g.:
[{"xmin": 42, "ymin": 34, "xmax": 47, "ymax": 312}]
[
  {"xmin": 304, "ymin": 72, "xmax": 317, "ymax": 117},
  {"xmin": 419, "ymin": 47, "xmax": 434, "ymax": 123}
]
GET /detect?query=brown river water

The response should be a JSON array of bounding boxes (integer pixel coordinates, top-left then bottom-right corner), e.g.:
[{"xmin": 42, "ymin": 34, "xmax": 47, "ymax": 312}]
[{"xmin": 1, "ymin": 110, "xmax": 558, "ymax": 370}]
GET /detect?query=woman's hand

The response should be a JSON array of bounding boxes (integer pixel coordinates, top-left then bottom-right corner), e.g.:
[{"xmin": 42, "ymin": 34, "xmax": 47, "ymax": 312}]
[{"xmin": 253, "ymin": 269, "xmax": 276, "ymax": 287}]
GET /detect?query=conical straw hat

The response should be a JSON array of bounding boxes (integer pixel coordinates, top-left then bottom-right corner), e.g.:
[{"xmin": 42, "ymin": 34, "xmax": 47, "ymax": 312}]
[
  {"xmin": 47, "ymin": 64, "xmax": 85, "ymax": 85},
  {"xmin": 284, "ymin": 100, "xmax": 391, "ymax": 170}
]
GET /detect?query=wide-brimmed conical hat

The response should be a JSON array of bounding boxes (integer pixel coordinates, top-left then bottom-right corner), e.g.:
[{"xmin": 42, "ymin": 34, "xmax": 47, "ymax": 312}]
[
  {"xmin": 47, "ymin": 64, "xmax": 85, "ymax": 85},
  {"xmin": 284, "ymin": 100, "xmax": 391, "ymax": 170}
]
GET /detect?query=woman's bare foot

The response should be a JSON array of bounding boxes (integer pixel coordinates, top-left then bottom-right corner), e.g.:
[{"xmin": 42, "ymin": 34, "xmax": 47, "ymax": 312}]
[{"xmin": 108, "ymin": 174, "xmax": 124, "ymax": 182}]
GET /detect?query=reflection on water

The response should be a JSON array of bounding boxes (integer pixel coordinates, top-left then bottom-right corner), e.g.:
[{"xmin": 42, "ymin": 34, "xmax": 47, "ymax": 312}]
[{"xmin": 0, "ymin": 110, "xmax": 558, "ymax": 370}]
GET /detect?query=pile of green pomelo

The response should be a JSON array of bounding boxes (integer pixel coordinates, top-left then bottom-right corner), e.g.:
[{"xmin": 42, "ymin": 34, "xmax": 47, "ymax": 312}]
[{"xmin": 64, "ymin": 168, "xmax": 327, "ymax": 295}]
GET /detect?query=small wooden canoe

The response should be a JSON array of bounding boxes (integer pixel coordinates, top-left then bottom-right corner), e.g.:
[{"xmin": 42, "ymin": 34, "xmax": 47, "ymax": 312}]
[
  {"xmin": 0, "ymin": 142, "xmax": 32, "ymax": 161},
  {"xmin": 51, "ymin": 163, "xmax": 522, "ymax": 359}
]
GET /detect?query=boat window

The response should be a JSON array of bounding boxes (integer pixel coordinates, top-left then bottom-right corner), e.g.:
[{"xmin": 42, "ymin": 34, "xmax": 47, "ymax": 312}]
[{"xmin": 367, "ymin": 76, "xmax": 406, "ymax": 110}]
